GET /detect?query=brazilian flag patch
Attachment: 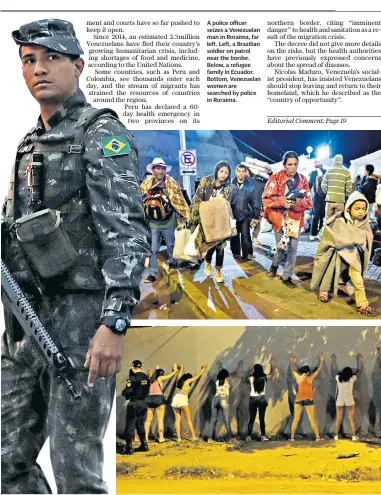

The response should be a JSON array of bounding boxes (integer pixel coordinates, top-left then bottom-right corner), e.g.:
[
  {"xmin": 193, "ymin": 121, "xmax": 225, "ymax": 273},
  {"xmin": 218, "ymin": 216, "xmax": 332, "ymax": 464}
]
[{"xmin": 102, "ymin": 136, "xmax": 131, "ymax": 157}]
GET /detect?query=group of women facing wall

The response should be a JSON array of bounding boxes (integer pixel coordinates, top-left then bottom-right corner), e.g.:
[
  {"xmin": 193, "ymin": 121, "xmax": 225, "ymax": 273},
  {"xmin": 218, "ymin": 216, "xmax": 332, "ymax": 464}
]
[{"xmin": 143, "ymin": 351, "xmax": 371, "ymax": 444}]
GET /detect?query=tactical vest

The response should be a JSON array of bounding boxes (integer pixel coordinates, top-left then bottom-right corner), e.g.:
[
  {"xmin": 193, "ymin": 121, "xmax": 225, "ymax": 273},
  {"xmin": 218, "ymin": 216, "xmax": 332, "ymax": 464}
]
[
  {"xmin": 124, "ymin": 372, "xmax": 149, "ymax": 400},
  {"xmin": 4, "ymin": 105, "xmax": 119, "ymax": 292}
]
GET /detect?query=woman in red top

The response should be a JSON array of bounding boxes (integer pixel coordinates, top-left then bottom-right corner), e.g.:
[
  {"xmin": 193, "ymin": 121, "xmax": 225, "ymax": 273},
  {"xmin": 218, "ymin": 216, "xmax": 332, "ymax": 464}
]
[
  {"xmin": 262, "ymin": 151, "xmax": 313, "ymax": 288},
  {"xmin": 289, "ymin": 353, "xmax": 325, "ymax": 441}
]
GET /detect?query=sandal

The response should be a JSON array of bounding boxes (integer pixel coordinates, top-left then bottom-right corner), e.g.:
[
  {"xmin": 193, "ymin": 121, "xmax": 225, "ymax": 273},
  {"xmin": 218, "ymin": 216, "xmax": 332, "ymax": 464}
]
[
  {"xmin": 357, "ymin": 305, "xmax": 375, "ymax": 316},
  {"xmin": 318, "ymin": 292, "xmax": 329, "ymax": 303}
]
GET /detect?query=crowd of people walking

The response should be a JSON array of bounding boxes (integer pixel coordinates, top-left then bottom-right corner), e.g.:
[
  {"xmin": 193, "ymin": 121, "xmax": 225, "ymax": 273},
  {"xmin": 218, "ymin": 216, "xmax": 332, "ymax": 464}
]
[
  {"xmin": 140, "ymin": 152, "xmax": 380, "ymax": 316},
  {"xmin": 119, "ymin": 348, "xmax": 380, "ymax": 454}
]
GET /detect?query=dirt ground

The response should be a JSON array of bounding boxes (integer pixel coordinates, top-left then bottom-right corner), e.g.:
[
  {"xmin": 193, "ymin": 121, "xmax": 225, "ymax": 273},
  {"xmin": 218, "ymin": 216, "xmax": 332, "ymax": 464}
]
[{"xmin": 116, "ymin": 437, "xmax": 381, "ymax": 494}]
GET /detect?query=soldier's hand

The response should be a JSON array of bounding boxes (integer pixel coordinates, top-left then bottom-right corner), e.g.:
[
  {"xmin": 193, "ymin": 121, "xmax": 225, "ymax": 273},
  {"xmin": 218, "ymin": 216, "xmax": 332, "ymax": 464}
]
[{"xmin": 84, "ymin": 325, "xmax": 125, "ymax": 386}]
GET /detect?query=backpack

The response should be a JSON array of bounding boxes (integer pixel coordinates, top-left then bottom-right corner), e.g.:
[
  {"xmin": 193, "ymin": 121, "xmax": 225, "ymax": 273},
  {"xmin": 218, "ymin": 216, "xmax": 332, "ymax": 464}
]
[
  {"xmin": 144, "ymin": 185, "xmax": 174, "ymax": 221},
  {"xmin": 315, "ymin": 172, "xmax": 326, "ymax": 198}
]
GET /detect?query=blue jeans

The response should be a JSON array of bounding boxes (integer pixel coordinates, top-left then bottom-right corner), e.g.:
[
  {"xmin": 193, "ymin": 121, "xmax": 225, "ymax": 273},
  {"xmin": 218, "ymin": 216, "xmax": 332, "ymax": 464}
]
[
  {"xmin": 272, "ymin": 229, "xmax": 299, "ymax": 280},
  {"xmin": 148, "ymin": 227, "xmax": 176, "ymax": 276},
  {"xmin": 208, "ymin": 396, "xmax": 232, "ymax": 438}
]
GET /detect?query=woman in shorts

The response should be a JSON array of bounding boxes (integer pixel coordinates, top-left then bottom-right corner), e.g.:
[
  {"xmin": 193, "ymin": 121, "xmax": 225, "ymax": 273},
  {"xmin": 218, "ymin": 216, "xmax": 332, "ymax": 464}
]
[
  {"xmin": 289, "ymin": 352, "xmax": 325, "ymax": 441},
  {"xmin": 331, "ymin": 353, "xmax": 362, "ymax": 441},
  {"xmin": 145, "ymin": 363, "xmax": 179, "ymax": 443},
  {"xmin": 246, "ymin": 359, "xmax": 277, "ymax": 442},
  {"xmin": 171, "ymin": 362, "xmax": 208, "ymax": 442}
]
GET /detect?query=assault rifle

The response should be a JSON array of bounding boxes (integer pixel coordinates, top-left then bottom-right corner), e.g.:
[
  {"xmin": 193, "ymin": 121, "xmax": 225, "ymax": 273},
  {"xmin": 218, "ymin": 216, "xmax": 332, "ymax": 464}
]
[{"xmin": 1, "ymin": 260, "xmax": 80, "ymax": 399}]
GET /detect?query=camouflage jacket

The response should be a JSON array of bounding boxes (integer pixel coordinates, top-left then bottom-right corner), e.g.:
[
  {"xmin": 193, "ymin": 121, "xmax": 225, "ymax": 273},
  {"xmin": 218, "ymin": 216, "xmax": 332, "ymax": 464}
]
[{"xmin": 2, "ymin": 89, "xmax": 151, "ymax": 324}]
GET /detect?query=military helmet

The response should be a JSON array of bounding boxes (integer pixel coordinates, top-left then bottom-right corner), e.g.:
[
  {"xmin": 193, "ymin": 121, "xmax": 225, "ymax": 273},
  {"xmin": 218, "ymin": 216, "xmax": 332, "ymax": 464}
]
[{"xmin": 12, "ymin": 19, "xmax": 83, "ymax": 56}]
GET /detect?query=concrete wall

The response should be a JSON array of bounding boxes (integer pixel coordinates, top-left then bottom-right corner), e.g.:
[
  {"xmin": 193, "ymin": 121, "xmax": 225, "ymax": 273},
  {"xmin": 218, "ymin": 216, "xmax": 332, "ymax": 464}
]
[{"xmin": 117, "ymin": 326, "xmax": 381, "ymax": 438}]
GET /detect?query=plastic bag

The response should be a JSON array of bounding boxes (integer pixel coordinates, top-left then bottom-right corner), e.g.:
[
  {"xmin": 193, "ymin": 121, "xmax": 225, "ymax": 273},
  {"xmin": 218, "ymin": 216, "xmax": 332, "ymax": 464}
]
[
  {"xmin": 174, "ymin": 228, "xmax": 198, "ymax": 262},
  {"xmin": 184, "ymin": 225, "xmax": 200, "ymax": 257}
]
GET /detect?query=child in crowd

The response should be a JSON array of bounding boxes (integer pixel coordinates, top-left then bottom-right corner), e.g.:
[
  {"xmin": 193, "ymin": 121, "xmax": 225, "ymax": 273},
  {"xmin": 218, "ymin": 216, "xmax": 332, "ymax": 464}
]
[{"xmin": 311, "ymin": 192, "xmax": 374, "ymax": 316}]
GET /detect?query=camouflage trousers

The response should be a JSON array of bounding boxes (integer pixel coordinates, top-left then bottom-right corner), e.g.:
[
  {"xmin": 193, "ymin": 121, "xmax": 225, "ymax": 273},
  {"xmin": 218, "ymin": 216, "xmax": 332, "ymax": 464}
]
[{"xmin": 1, "ymin": 292, "xmax": 115, "ymax": 494}]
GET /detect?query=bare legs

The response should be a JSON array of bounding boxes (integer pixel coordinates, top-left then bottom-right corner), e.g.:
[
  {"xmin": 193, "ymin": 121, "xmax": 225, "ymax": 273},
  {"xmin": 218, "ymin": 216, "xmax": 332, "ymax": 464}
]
[
  {"xmin": 347, "ymin": 405, "xmax": 357, "ymax": 436},
  {"xmin": 145, "ymin": 408, "xmax": 154, "ymax": 442},
  {"xmin": 145, "ymin": 405, "xmax": 166, "ymax": 442},
  {"xmin": 172, "ymin": 405, "xmax": 197, "ymax": 441},
  {"xmin": 156, "ymin": 405, "xmax": 166, "ymax": 441},
  {"xmin": 290, "ymin": 403, "xmax": 303, "ymax": 440},
  {"xmin": 174, "ymin": 408, "xmax": 182, "ymax": 441},
  {"xmin": 335, "ymin": 405, "xmax": 356, "ymax": 437},
  {"xmin": 291, "ymin": 403, "xmax": 320, "ymax": 440},
  {"xmin": 335, "ymin": 406, "xmax": 344, "ymax": 437},
  {"xmin": 305, "ymin": 405, "xmax": 320, "ymax": 440},
  {"xmin": 183, "ymin": 405, "xmax": 197, "ymax": 440}
]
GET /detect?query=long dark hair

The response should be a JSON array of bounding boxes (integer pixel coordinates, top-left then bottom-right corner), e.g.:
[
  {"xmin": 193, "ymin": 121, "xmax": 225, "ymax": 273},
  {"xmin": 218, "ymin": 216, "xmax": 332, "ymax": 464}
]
[
  {"xmin": 177, "ymin": 373, "xmax": 192, "ymax": 390},
  {"xmin": 297, "ymin": 365, "xmax": 311, "ymax": 375},
  {"xmin": 282, "ymin": 151, "xmax": 299, "ymax": 165},
  {"xmin": 217, "ymin": 368, "xmax": 229, "ymax": 386},
  {"xmin": 252, "ymin": 364, "xmax": 267, "ymax": 394},
  {"xmin": 214, "ymin": 160, "xmax": 231, "ymax": 184},
  {"xmin": 338, "ymin": 367, "xmax": 354, "ymax": 383},
  {"xmin": 150, "ymin": 368, "xmax": 164, "ymax": 384}
]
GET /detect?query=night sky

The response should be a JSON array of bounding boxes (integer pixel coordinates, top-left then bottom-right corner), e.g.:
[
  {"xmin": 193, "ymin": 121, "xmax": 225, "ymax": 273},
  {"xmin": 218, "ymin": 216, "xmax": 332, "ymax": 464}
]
[{"xmin": 229, "ymin": 130, "xmax": 381, "ymax": 164}]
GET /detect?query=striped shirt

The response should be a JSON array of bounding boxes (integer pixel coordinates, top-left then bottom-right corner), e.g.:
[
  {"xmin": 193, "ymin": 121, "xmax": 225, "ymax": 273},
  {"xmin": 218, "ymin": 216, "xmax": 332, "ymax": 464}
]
[{"xmin": 321, "ymin": 165, "xmax": 353, "ymax": 204}]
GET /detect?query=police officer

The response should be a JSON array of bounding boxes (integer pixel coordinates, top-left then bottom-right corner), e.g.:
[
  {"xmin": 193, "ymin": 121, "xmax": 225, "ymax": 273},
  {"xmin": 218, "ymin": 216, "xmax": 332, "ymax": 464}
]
[
  {"xmin": 122, "ymin": 360, "xmax": 150, "ymax": 455},
  {"xmin": 1, "ymin": 19, "xmax": 151, "ymax": 494}
]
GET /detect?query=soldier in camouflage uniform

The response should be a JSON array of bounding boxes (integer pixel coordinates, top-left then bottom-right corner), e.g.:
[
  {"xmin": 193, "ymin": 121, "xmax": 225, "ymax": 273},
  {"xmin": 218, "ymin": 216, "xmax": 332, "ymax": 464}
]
[{"xmin": 1, "ymin": 19, "xmax": 151, "ymax": 494}]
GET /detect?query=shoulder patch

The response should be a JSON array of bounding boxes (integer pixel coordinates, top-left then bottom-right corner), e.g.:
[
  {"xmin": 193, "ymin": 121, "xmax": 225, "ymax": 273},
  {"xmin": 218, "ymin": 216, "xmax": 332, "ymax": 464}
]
[
  {"xmin": 126, "ymin": 380, "xmax": 132, "ymax": 387},
  {"xmin": 102, "ymin": 136, "xmax": 131, "ymax": 157}
]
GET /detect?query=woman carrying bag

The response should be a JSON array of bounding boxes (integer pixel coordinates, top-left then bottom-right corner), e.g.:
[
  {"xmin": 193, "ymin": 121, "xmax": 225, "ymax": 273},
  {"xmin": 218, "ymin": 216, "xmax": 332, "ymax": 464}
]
[{"xmin": 189, "ymin": 161, "xmax": 235, "ymax": 283}]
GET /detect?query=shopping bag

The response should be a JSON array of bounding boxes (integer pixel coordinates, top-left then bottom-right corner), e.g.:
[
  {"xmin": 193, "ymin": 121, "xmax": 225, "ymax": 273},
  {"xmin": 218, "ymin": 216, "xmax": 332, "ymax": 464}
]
[
  {"xmin": 200, "ymin": 197, "xmax": 232, "ymax": 243},
  {"xmin": 184, "ymin": 225, "xmax": 200, "ymax": 257},
  {"xmin": 174, "ymin": 228, "xmax": 198, "ymax": 262}
]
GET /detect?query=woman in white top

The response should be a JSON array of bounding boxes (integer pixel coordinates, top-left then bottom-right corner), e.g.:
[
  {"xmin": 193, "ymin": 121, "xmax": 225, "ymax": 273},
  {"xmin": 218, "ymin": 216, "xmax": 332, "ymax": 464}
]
[
  {"xmin": 171, "ymin": 362, "xmax": 208, "ymax": 442},
  {"xmin": 246, "ymin": 359, "xmax": 276, "ymax": 442},
  {"xmin": 206, "ymin": 368, "xmax": 232, "ymax": 442},
  {"xmin": 331, "ymin": 353, "xmax": 362, "ymax": 441}
]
